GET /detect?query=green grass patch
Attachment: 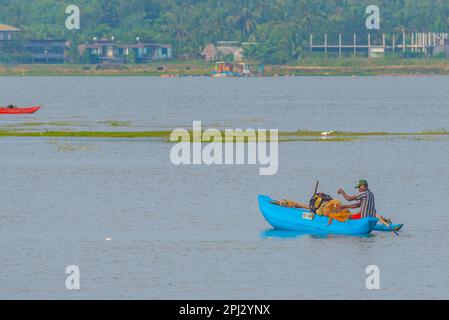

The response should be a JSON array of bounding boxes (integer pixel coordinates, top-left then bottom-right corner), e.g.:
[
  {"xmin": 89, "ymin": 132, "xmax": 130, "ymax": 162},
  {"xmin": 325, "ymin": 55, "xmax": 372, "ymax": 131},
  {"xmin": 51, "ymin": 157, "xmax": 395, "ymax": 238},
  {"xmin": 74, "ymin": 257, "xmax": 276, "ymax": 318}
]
[
  {"xmin": 1, "ymin": 129, "xmax": 449, "ymax": 143},
  {"xmin": 0, "ymin": 130, "xmax": 170, "ymax": 139}
]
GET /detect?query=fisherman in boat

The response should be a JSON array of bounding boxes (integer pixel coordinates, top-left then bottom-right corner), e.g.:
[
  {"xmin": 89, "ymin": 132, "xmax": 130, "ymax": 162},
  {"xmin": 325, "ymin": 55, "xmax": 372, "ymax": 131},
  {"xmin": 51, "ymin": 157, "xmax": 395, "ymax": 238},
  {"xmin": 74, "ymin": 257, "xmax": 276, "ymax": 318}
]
[
  {"xmin": 273, "ymin": 179, "xmax": 377, "ymax": 223},
  {"xmin": 338, "ymin": 179, "xmax": 376, "ymax": 220}
]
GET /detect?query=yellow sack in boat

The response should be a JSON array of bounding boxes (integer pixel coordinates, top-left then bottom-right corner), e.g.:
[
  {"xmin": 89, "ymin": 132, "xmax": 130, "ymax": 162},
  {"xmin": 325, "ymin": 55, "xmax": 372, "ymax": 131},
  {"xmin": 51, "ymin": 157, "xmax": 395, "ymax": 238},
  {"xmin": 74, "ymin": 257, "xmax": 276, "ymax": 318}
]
[{"xmin": 316, "ymin": 199, "xmax": 352, "ymax": 223}]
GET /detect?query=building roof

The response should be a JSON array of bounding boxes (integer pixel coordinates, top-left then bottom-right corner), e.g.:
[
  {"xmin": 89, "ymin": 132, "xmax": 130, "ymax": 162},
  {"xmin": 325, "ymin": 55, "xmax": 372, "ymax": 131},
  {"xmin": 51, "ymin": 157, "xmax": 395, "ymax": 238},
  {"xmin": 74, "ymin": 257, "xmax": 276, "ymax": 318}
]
[
  {"xmin": 0, "ymin": 24, "xmax": 20, "ymax": 32},
  {"xmin": 117, "ymin": 43, "xmax": 172, "ymax": 49},
  {"xmin": 202, "ymin": 43, "xmax": 218, "ymax": 57},
  {"xmin": 82, "ymin": 41, "xmax": 171, "ymax": 49},
  {"xmin": 216, "ymin": 41, "xmax": 239, "ymax": 46}
]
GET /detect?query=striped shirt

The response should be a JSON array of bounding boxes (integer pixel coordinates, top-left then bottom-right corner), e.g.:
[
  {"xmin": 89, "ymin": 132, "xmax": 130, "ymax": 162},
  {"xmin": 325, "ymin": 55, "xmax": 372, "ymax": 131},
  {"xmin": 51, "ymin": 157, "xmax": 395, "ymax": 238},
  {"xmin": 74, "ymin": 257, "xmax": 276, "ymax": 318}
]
[{"xmin": 356, "ymin": 189, "xmax": 376, "ymax": 218}]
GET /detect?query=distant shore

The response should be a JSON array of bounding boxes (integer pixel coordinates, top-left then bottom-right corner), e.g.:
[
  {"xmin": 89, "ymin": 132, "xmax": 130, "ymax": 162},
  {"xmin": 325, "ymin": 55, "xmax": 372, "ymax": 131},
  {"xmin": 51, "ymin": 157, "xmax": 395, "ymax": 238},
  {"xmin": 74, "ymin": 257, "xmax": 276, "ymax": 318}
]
[{"xmin": 2, "ymin": 57, "xmax": 449, "ymax": 76}]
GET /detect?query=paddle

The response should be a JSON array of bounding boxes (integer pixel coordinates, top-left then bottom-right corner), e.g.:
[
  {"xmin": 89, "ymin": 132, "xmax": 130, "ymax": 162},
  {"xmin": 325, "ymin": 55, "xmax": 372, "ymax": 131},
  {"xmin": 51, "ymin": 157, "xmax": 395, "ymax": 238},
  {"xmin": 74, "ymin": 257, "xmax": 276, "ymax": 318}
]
[
  {"xmin": 313, "ymin": 181, "xmax": 320, "ymax": 196},
  {"xmin": 308, "ymin": 181, "xmax": 320, "ymax": 214},
  {"xmin": 377, "ymin": 215, "xmax": 400, "ymax": 236}
]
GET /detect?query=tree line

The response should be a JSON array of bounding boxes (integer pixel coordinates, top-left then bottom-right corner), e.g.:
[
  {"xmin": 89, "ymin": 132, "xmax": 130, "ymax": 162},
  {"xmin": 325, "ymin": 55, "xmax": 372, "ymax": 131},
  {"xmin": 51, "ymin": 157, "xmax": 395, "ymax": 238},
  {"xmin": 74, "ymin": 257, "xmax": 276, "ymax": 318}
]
[{"xmin": 1, "ymin": 0, "xmax": 448, "ymax": 63}]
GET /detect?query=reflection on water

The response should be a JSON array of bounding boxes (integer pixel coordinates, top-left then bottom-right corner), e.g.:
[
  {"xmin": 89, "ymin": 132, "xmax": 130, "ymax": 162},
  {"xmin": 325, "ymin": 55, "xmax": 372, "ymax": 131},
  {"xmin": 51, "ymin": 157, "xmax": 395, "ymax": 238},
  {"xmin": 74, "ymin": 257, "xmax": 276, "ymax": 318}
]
[
  {"xmin": 261, "ymin": 229, "xmax": 310, "ymax": 239},
  {"xmin": 260, "ymin": 229, "xmax": 375, "ymax": 240}
]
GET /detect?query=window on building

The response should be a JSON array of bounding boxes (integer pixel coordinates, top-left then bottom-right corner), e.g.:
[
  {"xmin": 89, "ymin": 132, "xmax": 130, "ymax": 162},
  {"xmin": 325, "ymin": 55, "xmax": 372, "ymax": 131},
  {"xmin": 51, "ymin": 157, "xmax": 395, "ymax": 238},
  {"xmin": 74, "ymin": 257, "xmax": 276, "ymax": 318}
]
[{"xmin": 52, "ymin": 46, "xmax": 64, "ymax": 54}]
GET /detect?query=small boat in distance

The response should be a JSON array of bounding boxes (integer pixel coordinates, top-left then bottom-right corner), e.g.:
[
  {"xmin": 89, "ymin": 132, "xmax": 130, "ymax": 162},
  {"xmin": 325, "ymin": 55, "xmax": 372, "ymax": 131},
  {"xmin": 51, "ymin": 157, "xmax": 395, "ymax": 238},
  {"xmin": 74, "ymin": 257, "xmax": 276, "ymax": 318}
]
[
  {"xmin": 0, "ymin": 105, "xmax": 41, "ymax": 115},
  {"xmin": 211, "ymin": 61, "xmax": 251, "ymax": 77}
]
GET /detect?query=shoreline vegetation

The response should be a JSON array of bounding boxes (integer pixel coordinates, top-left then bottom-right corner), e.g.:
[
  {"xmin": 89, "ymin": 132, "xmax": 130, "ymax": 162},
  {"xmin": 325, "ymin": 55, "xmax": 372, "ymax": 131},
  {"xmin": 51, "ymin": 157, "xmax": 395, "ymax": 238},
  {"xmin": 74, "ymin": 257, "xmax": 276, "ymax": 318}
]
[
  {"xmin": 1, "ymin": 129, "xmax": 449, "ymax": 142},
  {"xmin": 3, "ymin": 57, "xmax": 449, "ymax": 76}
]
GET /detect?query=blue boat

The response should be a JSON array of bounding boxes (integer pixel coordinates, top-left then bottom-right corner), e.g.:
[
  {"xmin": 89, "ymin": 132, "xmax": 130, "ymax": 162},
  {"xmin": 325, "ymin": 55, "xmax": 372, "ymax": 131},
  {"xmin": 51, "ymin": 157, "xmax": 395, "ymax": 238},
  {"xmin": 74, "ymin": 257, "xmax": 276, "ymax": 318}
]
[{"xmin": 258, "ymin": 195, "xmax": 378, "ymax": 235}]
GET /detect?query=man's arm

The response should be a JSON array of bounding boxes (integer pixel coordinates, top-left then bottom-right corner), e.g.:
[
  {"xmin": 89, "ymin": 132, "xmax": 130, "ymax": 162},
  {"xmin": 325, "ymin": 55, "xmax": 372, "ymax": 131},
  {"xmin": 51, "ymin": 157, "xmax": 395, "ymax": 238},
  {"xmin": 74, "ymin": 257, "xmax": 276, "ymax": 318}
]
[{"xmin": 337, "ymin": 189, "xmax": 358, "ymax": 201}]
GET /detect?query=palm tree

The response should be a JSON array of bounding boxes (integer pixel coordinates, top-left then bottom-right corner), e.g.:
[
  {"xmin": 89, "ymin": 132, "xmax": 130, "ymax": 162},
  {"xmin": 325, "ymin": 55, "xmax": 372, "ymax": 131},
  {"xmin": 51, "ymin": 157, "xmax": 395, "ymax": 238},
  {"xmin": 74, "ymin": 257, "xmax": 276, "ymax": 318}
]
[
  {"xmin": 161, "ymin": 0, "xmax": 191, "ymax": 43},
  {"xmin": 7, "ymin": 1, "xmax": 29, "ymax": 27},
  {"xmin": 232, "ymin": 1, "xmax": 258, "ymax": 40}
]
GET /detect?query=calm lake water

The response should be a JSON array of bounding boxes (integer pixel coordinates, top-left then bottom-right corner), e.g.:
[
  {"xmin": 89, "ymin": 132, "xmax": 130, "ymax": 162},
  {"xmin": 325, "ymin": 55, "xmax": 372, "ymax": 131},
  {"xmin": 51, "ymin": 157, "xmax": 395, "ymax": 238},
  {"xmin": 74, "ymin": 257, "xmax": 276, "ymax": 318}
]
[
  {"xmin": 1, "ymin": 77, "xmax": 449, "ymax": 299},
  {"xmin": 2, "ymin": 76, "xmax": 449, "ymax": 132}
]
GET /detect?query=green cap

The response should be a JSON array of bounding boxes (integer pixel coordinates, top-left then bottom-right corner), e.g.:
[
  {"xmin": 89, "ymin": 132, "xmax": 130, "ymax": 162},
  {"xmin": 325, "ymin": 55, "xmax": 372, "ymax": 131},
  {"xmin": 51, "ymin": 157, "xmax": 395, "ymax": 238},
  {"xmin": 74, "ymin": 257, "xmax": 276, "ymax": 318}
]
[{"xmin": 355, "ymin": 179, "xmax": 368, "ymax": 188}]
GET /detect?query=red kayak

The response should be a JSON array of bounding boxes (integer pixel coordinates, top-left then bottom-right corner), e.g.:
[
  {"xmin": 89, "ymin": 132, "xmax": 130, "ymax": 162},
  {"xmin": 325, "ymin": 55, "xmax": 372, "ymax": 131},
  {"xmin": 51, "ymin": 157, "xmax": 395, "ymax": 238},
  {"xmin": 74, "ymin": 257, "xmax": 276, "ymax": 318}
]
[{"xmin": 0, "ymin": 106, "xmax": 41, "ymax": 114}]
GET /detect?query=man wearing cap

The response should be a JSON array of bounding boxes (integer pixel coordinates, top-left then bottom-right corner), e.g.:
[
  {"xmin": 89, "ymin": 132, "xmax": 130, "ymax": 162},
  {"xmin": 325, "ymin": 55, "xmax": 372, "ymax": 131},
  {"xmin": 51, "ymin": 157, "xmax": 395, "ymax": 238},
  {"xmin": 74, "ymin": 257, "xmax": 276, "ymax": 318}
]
[{"xmin": 337, "ymin": 180, "xmax": 376, "ymax": 220}]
